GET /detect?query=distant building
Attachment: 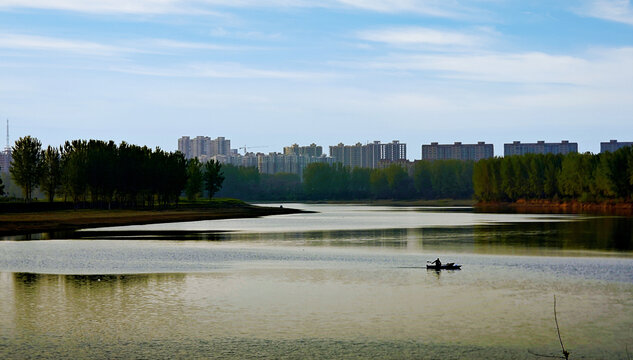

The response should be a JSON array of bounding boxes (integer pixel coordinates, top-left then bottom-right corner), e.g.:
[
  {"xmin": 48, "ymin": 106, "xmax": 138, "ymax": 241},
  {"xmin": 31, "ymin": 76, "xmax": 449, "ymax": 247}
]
[
  {"xmin": 504, "ymin": 140, "xmax": 577, "ymax": 156},
  {"xmin": 381, "ymin": 140, "xmax": 407, "ymax": 163},
  {"xmin": 329, "ymin": 140, "xmax": 406, "ymax": 169},
  {"xmin": 329, "ymin": 142, "xmax": 363, "ymax": 168},
  {"xmin": 177, "ymin": 136, "xmax": 191, "ymax": 158},
  {"xmin": 257, "ymin": 152, "xmax": 335, "ymax": 177},
  {"xmin": 283, "ymin": 143, "xmax": 323, "ymax": 157},
  {"xmin": 600, "ymin": 140, "xmax": 633, "ymax": 153},
  {"xmin": 210, "ymin": 137, "xmax": 231, "ymax": 157},
  {"xmin": 421, "ymin": 141, "xmax": 493, "ymax": 161},
  {"xmin": 177, "ymin": 136, "xmax": 232, "ymax": 160},
  {"xmin": 0, "ymin": 149, "xmax": 10, "ymax": 174},
  {"xmin": 215, "ymin": 152, "xmax": 259, "ymax": 168},
  {"xmin": 211, "ymin": 150, "xmax": 335, "ymax": 178}
]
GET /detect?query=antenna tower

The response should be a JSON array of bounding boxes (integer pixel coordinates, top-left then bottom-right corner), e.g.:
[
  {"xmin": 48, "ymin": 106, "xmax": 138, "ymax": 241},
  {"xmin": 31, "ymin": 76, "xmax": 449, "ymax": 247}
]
[{"xmin": 5, "ymin": 119, "xmax": 9, "ymax": 152}]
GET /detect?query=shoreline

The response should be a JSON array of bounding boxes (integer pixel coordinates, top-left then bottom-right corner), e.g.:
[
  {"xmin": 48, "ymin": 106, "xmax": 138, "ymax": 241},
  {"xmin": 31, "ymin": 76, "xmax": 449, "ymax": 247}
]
[
  {"xmin": 283, "ymin": 199, "xmax": 476, "ymax": 207},
  {"xmin": 0, "ymin": 204, "xmax": 306, "ymax": 236},
  {"xmin": 476, "ymin": 199, "xmax": 633, "ymax": 216}
]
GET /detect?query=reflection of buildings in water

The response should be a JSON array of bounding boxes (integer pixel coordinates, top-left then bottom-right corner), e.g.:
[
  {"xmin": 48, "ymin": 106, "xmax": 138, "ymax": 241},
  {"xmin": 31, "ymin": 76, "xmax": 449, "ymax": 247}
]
[
  {"xmin": 406, "ymin": 228, "xmax": 421, "ymax": 251},
  {"xmin": 221, "ymin": 228, "xmax": 415, "ymax": 248}
]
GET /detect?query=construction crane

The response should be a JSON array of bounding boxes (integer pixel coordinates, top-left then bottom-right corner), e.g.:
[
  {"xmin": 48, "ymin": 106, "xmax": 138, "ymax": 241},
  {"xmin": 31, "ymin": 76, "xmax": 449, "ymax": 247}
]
[{"xmin": 238, "ymin": 145, "xmax": 268, "ymax": 155}]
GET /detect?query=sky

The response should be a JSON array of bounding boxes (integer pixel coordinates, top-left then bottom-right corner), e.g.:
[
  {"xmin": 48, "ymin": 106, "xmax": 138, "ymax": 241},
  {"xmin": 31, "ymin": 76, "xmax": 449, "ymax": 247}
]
[{"xmin": 1, "ymin": 0, "xmax": 633, "ymax": 159}]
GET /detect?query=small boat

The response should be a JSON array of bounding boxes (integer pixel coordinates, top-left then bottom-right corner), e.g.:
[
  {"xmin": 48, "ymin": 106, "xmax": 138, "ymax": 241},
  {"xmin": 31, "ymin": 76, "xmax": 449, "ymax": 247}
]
[{"xmin": 426, "ymin": 263, "xmax": 462, "ymax": 270}]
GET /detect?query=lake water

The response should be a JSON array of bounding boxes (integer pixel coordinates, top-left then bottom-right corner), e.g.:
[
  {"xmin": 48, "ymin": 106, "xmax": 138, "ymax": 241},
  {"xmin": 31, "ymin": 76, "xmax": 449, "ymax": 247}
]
[{"xmin": 1, "ymin": 204, "xmax": 633, "ymax": 359}]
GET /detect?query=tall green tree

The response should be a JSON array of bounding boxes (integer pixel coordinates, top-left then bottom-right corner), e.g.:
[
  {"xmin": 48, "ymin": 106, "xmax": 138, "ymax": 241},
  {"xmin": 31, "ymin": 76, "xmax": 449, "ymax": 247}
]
[
  {"xmin": 349, "ymin": 167, "xmax": 371, "ymax": 199},
  {"xmin": 60, "ymin": 140, "xmax": 88, "ymax": 204},
  {"xmin": 260, "ymin": 172, "xmax": 302, "ymax": 200},
  {"xmin": 413, "ymin": 161, "xmax": 434, "ymax": 199},
  {"xmin": 369, "ymin": 169, "xmax": 389, "ymax": 198},
  {"xmin": 40, "ymin": 145, "xmax": 61, "ymax": 202},
  {"xmin": 543, "ymin": 154, "xmax": 561, "ymax": 199},
  {"xmin": 10, "ymin": 136, "xmax": 43, "ymax": 202},
  {"xmin": 185, "ymin": 158, "xmax": 203, "ymax": 200},
  {"xmin": 303, "ymin": 163, "xmax": 335, "ymax": 199},
  {"xmin": 383, "ymin": 164, "xmax": 411, "ymax": 199},
  {"xmin": 203, "ymin": 160, "xmax": 225, "ymax": 199},
  {"xmin": 216, "ymin": 165, "xmax": 261, "ymax": 200}
]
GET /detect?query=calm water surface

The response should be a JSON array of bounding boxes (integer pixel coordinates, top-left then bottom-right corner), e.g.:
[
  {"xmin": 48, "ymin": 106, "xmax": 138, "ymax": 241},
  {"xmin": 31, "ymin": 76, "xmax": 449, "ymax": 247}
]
[{"xmin": 1, "ymin": 204, "xmax": 633, "ymax": 359}]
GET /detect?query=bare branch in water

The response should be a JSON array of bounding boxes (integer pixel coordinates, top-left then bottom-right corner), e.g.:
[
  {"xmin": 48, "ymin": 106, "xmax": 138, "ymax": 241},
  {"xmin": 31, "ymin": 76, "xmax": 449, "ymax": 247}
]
[
  {"xmin": 527, "ymin": 295, "xmax": 570, "ymax": 359},
  {"xmin": 554, "ymin": 295, "xmax": 570, "ymax": 360}
]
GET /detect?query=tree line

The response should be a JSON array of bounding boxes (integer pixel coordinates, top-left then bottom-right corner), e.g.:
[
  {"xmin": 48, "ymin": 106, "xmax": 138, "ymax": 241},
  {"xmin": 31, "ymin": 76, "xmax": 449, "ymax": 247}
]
[
  {"xmin": 8, "ymin": 136, "xmax": 224, "ymax": 207},
  {"xmin": 15, "ymin": 135, "xmax": 627, "ymax": 205},
  {"xmin": 473, "ymin": 147, "xmax": 633, "ymax": 202},
  {"xmin": 216, "ymin": 160, "xmax": 474, "ymax": 201}
]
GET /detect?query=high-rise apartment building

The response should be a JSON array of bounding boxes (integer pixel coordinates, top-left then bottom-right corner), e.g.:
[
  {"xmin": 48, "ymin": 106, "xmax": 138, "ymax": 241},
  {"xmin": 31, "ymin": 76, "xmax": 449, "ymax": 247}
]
[
  {"xmin": 178, "ymin": 136, "xmax": 232, "ymax": 160},
  {"xmin": 256, "ymin": 152, "xmax": 335, "ymax": 177},
  {"xmin": 283, "ymin": 143, "xmax": 323, "ymax": 157},
  {"xmin": 329, "ymin": 142, "xmax": 363, "ymax": 168},
  {"xmin": 600, "ymin": 140, "xmax": 633, "ymax": 153},
  {"xmin": 177, "ymin": 136, "xmax": 192, "ymax": 158},
  {"xmin": 382, "ymin": 140, "xmax": 407, "ymax": 162},
  {"xmin": 210, "ymin": 137, "xmax": 231, "ymax": 157},
  {"xmin": 422, "ymin": 141, "xmax": 493, "ymax": 161},
  {"xmin": 362, "ymin": 141, "xmax": 382, "ymax": 169},
  {"xmin": 504, "ymin": 140, "xmax": 577, "ymax": 156},
  {"xmin": 191, "ymin": 136, "xmax": 210, "ymax": 158},
  {"xmin": 329, "ymin": 140, "xmax": 406, "ymax": 168}
]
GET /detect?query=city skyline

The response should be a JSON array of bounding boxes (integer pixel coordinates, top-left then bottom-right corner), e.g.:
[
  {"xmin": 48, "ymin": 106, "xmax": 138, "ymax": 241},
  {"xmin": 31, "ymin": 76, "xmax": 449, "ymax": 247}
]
[
  {"xmin": 178, "ymin": 135, "xmax": 631, "ymax": 160},
  {"xmin": 1, "ymin": 1, "xmax": 633, "ymax": 156}
]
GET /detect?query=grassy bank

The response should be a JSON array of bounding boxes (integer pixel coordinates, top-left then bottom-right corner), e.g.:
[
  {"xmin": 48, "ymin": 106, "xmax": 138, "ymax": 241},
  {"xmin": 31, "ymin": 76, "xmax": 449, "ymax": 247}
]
[{"xmin": 0, "ymin": 199, "xmax": 305, "ymax": 236}]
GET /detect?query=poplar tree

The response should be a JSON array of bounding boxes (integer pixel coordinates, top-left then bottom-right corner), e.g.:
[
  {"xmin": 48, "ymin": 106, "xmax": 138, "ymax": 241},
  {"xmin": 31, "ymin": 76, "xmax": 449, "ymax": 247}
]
[
  {"xmin": 185, "ymin": 158, "xmax": 203, "ymax": 201},
  {"xmin": 40, "ymin": 145, "xmax": 61, "ymax": 202},
  {"xmin": 203, "ymin": 159, "xmax": 224, "ymax": 199},
  {"xmin": 10, "ymin": 136, "xmax": 43, "ymax": 202}
]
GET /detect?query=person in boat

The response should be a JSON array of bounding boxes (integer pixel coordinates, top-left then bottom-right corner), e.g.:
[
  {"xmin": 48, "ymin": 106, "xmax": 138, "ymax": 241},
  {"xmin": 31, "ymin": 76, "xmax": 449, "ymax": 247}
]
[{"xmin": 431, "ymin": 258, "xmax": 442, "ymax": 268}]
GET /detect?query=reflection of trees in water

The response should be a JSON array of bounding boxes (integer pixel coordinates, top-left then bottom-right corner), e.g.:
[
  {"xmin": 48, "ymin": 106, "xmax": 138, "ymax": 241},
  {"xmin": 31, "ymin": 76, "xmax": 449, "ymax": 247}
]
[
  {"xmin": 473, "ymin": 217, "xmax": 633, "ymax": 251},
  {"xmin": 13, "ymin": 272, "xmax": 186, "ymax": 286},
  {"xmin": 8, "ymin": 272, "xmax": 192, "ymax": 349},
  {"xmin": 12, "ymin": 273, "xmax": 187, "ymax": 309}
]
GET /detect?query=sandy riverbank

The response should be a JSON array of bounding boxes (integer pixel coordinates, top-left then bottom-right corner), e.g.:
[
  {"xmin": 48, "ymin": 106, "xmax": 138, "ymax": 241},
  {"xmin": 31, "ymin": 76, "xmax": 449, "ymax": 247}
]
[{"xmin": 0, "ymin": 203, "xmax": 305, "ymax": 236}]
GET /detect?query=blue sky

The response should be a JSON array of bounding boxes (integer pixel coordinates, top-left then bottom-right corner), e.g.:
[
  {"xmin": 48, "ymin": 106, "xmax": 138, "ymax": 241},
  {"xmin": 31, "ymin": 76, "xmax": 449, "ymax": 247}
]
[{"xmin": 1, "ymin": 0, "xmax": 633, "ymax": 158}]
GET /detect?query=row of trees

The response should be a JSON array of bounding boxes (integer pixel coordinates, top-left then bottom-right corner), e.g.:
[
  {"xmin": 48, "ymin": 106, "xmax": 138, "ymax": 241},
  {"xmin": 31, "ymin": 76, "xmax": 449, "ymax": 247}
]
[
  {"xmin": 473, "ymin": 147, "xmax": 633, "ymax": 202},
  {"xmin": 9, "ymin": 136, "xmax": 224, "ymax": 206},
  {"xmin": 16, "ymin": 135, "xmax": 630, "ymax": 204},
  {"xmin": 216, "ymin": 160, "xmax": 474, "ymax": 201}
]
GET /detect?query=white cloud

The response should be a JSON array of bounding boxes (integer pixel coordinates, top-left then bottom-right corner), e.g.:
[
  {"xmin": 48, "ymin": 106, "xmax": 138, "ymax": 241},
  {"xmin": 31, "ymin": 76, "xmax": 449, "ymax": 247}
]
[
  {"xmin": 0, "ymin": 33, "xmax": 133, "ymax": 55},
  {"xmin": 578, "ymin": 0, "xmax": 633, "ymax": 25},
  {"xmin": 356, "ymin": 47, "xmax": 633, "ymax": 88},
  {"xmin": 0, "ymin": 0, "xmax": 178, "ymax": 14},
  {"xmin": 0, "ymin": 0, "xmax": 236, "ymax": 15},
  {"xmin": 0, "ymin": 0, "xmax": 471, "ymax": 17},
  {"xmin": 147, "ymin": 39, "xmax": 255, "ymax": 51},
  {"xmin": 336, "ymin": 0, "xmax": 463, "ymax": 17},
  {"xmin": 111, "ymin": 62, "xmax": 332, "ymax": 80},
  {"xmin": 0, "ymin": 33, "xmax": 258, "ymax": 58},
  {"xmin": 357, "ymin": 26, "xmax": 486, "ymax": 47}
]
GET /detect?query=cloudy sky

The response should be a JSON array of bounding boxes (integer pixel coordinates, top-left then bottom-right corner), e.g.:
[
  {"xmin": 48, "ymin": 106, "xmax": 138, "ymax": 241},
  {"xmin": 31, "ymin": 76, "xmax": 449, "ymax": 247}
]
[{"xmin": 1, "ymin": 0, "xmax": 632, "ymax": 158}]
